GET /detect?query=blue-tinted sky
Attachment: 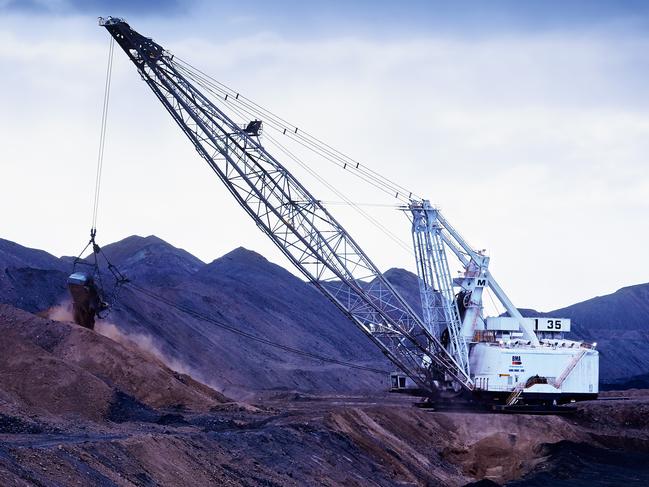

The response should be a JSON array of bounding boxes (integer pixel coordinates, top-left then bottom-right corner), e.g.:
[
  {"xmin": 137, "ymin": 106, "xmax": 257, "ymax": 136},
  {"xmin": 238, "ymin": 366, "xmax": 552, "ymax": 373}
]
[
  {"xmin": 4, "ymin": 0, "xmax": 649, "ymax": 36},
  {"xmin": 1, "ymin": 0, "xmax": 648, "ymax": 310}
]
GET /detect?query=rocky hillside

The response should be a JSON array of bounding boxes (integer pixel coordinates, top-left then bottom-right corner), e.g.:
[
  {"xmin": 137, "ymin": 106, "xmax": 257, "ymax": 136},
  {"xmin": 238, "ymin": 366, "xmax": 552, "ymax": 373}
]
[
  {"xmin": 0, "ymin": 238, "xmax": 68, "ymax": 313},
  {"xmin": 1, "ymin": 237, "xmax": 649, "ymax": 486},
  {"xmin": 1, "ymin": 306, "xmax": 648, "ymax": 486},
  {"xmin": 107, "ymin": 240, "xmax": 390, "ymax": 398},
  {"xmin": 0, "ymin": 235, "xmax": 647, "ymax": 392},
  {"xmin": 0, "ymin": 236, "xmax": 391, "ymax": 398},
  {"xmin": 551, "ymin": 283, "xmax": 649, "ymax": 381}
]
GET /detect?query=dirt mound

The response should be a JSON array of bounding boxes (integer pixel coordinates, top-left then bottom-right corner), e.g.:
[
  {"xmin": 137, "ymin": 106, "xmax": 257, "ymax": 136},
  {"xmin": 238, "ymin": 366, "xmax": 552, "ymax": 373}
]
[
  {"xmin": 325, "ymin": 406, "xmax": 462, "ymax": 485},
  {"xmin": 0, "ymin": 331, "xmax": 114, "ymax": 422},
  {"xmin": 0, "ymin": 304, "xmax": 229, "ymax": 422},
  {"xmin": 573, "ymin": 396, "xmax": 649, "ymax": 433},
  {"xmin": 1, "ymin": 389, "xmax": 649, "ymax": 486},
  {"xmin": 324, "ymin": 404, "xmax": 593, "ymax": 486}
]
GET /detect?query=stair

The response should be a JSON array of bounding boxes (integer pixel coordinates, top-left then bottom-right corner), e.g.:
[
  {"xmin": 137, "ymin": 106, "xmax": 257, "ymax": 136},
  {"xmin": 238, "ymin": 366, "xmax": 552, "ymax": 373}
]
[
  {"xmin": 552, "ymin": 348, "xmax": 587, "ymax": 388},
  {"xmin": 505, "ymin": 383, "xmax": 525, "ymax": 406}
]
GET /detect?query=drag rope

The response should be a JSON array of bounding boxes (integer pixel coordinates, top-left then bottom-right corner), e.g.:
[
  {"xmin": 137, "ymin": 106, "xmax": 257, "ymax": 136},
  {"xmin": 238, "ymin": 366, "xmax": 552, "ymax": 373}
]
[{"xmin": 125, "ymin": 281, "xmax": 390, "ymax": 375}]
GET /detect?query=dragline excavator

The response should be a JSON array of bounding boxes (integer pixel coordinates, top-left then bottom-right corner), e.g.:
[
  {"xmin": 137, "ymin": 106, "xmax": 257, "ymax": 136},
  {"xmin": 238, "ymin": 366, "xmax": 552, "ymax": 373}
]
[{"xmin": 98, "ymin": 17, "xmax": 599, "ymax": 407}]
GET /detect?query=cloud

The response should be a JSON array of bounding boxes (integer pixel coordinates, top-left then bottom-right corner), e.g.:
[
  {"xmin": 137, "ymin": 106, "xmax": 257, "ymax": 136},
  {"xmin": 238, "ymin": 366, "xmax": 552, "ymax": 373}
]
[
  {"xmin": 1, "ymin": 0, "xmax": 190, "ymax": 16},
  {"xmin": 0, "ymin": 10, "xmax": 648, "ymax": 312}
]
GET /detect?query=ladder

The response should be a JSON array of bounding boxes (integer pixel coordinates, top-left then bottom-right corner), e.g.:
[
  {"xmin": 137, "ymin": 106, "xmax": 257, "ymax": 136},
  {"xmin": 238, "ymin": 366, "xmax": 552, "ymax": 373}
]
[
  {"xmin": 552, "ymin": 348, "xmax": 587, "ymax": 388},
  {"xmin": 505, "ymin": 383, "xmax": 525, "ymax": 406}
]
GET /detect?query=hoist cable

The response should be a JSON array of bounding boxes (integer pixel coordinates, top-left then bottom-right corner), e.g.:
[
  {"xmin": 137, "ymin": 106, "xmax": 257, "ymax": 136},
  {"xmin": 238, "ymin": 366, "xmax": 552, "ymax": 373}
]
[
  {"xmin": 72, "ymin": 36, "xmax": 126, "ymax": 314},
  {"xmin": 124, "ymin": 282, "xmax": 390, "ymax": 375},
  {"xmin": 91, "ymin": 36, "xmax": 115, "ymax": 232}
]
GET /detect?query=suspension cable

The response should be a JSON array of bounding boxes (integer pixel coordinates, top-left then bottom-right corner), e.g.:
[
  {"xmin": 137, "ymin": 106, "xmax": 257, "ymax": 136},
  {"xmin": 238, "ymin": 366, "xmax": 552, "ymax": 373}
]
[
  {"xmin": 124, "ymin": 282, "xmax": 390, "ymax": 374},
  {"xmin": 173, "ymin": 58, "xmax": 420, "ymax": 203},
  {"xmin": 72, "ymin": 36, "xmax": 127, "ymax": 311},
  {"xmin": 226, "ymin": 96, "xmax": 413, "ymax": 253},
  {"xmin": 264, "ymin": 131, "xmax": 414, "ymax": 254},
  {"xmin": 91, "ymin": 36, "xmax": 115, "ymax": 234},
  {"xmin": 205, "ymin": 76, "xmax": 414, "ymax": 254}
]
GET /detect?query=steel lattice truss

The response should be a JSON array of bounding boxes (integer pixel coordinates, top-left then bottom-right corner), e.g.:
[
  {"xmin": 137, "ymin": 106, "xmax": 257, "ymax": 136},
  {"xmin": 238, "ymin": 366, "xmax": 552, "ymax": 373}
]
[
  {"xmin": 410, "ymin": 201, "xmax": 470, "ymax": 376},
  {"xmin": 101, "ymin": 18, "xmax": 472, "ymax": 392}
]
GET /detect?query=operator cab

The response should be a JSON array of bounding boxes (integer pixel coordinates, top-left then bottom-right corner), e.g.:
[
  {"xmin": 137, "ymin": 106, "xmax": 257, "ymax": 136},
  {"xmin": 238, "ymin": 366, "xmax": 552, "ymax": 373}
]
[
  {"xmin": 389, "ymin": 372, "xmax": 425, "ymax": 395},
  {"xmin": 243, "ymin": 120, "xmax": 262, "ymax": 136},
  {"xmin": 390, "ymin": 372, "xmax": 408, "ymax": 390}
]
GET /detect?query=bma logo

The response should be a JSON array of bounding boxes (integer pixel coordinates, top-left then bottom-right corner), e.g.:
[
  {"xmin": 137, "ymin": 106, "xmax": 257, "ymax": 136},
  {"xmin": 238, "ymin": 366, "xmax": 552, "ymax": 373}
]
[{"xmin": 511, "ymin": 355, "xmax": 522, "ymax": 366}]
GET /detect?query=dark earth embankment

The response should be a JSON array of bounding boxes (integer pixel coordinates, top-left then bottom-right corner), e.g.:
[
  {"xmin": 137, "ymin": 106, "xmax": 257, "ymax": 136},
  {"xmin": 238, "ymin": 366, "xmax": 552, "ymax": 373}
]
[
  {"xmin": 2, "ymin": 234, "xmax": 648, "ymax": 392},
  {"xmin": 1, "ymin": 235, "xmax": 649, "ymax": 485},
  {"xmin": 0, "ymin": 307, "xmax": 647, "ymax": 485}
]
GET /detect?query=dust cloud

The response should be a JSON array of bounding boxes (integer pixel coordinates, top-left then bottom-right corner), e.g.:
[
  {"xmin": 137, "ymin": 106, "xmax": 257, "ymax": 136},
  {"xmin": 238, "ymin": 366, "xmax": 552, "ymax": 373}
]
[
  {"xmin": 44, "ymin": 301, "xmax": 75, "ymax": 322},
  {"xmin": 45, "ymin": 301, "xmax": 217, "ymax": 390},
  {"xmin": 95, "ymin": 322, "xmax": 192, "ymax": 373}
]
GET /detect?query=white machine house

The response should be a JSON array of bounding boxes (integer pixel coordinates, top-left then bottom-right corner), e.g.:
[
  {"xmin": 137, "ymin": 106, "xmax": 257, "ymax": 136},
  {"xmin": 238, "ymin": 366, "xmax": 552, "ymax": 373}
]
[{"xmin": 392, "ymin": 200, "xmax": 599, "ymax": 406}]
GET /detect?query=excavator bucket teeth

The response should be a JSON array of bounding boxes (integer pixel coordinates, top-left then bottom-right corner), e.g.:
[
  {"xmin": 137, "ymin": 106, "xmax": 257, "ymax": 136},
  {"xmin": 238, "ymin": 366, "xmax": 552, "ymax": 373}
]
[{"xmin": 67, "ymin": 272, "xmax": 104, "ymax": 330}]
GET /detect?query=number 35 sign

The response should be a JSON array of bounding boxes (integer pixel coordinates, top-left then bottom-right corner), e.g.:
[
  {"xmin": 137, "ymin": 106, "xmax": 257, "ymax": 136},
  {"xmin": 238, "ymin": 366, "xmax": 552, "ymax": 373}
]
[{"xmin": 533, "ymin": 318, "xmax": 571, "ymax": 332}]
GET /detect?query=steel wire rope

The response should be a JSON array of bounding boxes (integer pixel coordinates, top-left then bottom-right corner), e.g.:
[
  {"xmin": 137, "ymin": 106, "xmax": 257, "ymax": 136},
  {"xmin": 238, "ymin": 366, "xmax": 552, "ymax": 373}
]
[
  {"xmin": 215, "ymin": 91, "xmax": 403, "ymax": 235},
  {"xmin": 173, "ymin": 59, "xmax": 418, "ymax": 203},
  {"xmin": 263, "ymin": 131, "xmax": 414, "ymax": 255},
  {"xmin": 189, "ymin": 73, "xmax": 414, "ymax": 255},
  {"xmin": 175, "ymin": 58, "xmax": 417, "ymax": 198},
  {"xmin": 316, "ymin": 201, "xmax": 400, "ymax": 208},
  {"xmin": 486, "ymin": 286, "xmax": 502, "ymax": 319},
  {"xmin": 187, "ymin": 75, "xmax": 413, "ymax": 203},
  {"xmin": 173, "ymin": 61, "xmax": 406, "ymax": 201},
  {"xmin": 214, "ymin": 86, "xmax": 413, "ymax": 254},
  {"xmin": 124, "ymin": 282, "xmax": 390, "ymax": 374},
  {"xmin": 73, "ymin": 36, "xmax": 126, "ymax": 313},
  {"xmin": 91, "ymin": 36, "xmax": 115, "ymax": 233}
]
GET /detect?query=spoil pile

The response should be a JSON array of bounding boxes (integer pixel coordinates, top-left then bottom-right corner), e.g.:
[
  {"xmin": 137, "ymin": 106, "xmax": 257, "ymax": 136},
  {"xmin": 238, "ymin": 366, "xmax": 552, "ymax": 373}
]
[{"xmin": 0, "ymin": 304, "xmax": 228, "ymax": 423}]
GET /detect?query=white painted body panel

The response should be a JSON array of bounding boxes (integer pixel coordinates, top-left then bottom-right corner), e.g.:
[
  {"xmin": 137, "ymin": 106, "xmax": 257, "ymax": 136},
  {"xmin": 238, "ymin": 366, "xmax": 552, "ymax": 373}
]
[
  {"xmin": 485, "ymin": 317, "xmax": 520, "ymax": 331},
  {"xmin": 470, "ymin": 342, "xmax": 599, "ymax": 394}
]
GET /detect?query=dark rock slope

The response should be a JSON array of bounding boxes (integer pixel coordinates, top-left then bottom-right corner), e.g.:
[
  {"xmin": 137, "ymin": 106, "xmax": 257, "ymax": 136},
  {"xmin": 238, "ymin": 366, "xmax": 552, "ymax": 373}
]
[
  {"xmin": 0, "ymin": 304, "xmax": 228, "ymax": 422},
  {"xmin": 108, "ymin": 243, "xmax": 391, "ymax": 398},
  {"xmin": 0, "ymin": 239, "xmax": 67, "ymax": 312},
  {"xmin": 0, "ymin": 234, "xmax": 647, "ymax": 393},
  {"xmin": 550, "ymin": 283, "xmax": 649, "ymax": 382}
]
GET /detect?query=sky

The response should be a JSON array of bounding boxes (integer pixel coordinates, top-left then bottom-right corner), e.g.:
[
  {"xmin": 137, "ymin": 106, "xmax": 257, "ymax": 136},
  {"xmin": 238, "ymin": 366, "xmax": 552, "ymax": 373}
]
[{"xmin": 1, "ymin": 0, "xmax": 648, "ymax": 311}]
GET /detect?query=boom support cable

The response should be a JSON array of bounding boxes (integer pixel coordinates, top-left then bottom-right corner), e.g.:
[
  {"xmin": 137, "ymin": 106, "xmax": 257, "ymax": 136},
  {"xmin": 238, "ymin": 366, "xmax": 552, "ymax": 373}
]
[
  {"xmin": 212, "ymin": 91, "xmax": 413, "ymax": 253},
  {"xmin": 98, "ymin": 17, "xmax": 474, "ymax": 392},
  {"xmin": 263, "ymin": 131, "xmax": 413, "ymax": 254},
  {"xmin": 173, "ymin": 58, "xmax": 419, "ymax": 203}
]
